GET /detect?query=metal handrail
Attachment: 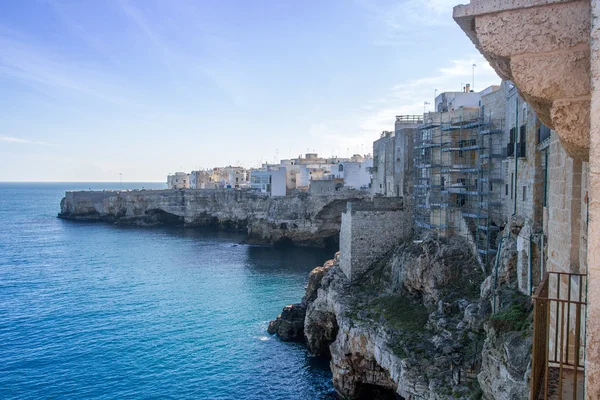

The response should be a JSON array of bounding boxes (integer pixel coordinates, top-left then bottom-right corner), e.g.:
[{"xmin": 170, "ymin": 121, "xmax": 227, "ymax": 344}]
[{"xmin": 531, "ymin": 272, "xmax": 587, "ymax": 400}]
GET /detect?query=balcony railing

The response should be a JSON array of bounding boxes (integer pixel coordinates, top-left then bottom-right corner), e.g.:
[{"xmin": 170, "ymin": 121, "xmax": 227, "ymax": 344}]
[{"xmin": 531, "ymin": 272, "xmax": 587, "ymax": 400}]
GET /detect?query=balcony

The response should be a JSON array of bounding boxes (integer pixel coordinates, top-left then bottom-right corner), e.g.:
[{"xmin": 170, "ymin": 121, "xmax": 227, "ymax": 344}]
[{"xmin": 531, "ymin": 272, "xmax": 587, "ymax": 400}]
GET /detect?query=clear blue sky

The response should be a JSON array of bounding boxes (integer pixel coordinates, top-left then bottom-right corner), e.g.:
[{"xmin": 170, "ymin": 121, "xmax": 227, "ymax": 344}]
[{"xmin": 0, "ymin": 0, "xmax": 500, "ymax": 182}]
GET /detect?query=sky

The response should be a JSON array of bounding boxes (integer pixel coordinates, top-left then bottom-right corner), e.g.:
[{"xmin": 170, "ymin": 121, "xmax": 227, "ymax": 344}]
[{"xmin": 0, "ymin": 0, "xmax": 501, "ymax": 182}]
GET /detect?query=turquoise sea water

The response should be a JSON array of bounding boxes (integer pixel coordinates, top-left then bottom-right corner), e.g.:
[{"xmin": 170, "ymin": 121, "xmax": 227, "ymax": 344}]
[{"xmin": 0, "ymin": 183, "xmax": 335, "ymax": 399}]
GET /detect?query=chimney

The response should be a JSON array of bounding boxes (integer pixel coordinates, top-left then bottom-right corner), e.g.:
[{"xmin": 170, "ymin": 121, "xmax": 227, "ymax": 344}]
[{"xmin": 465, "ymin": 83, "xmax": 470, "ymax": 93}]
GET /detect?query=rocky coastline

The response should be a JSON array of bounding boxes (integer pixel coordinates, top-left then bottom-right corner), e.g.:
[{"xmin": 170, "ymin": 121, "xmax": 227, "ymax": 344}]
[
  {"xmin": 269, "ymin": 225, "xmax": 533, "ymax": 400},
  {"xmin": 58, "ymin": 189, "xmax": 369, "ymax": 247}
]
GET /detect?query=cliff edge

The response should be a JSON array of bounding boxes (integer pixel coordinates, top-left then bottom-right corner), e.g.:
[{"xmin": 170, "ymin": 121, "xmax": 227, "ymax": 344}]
[
  {"xmin": 58, "ymin": 189, "xmax": 369, "ymax": 247},
  {"xmin": 270, "ymin": 229, "xmax": 532, "ymax": 399}
]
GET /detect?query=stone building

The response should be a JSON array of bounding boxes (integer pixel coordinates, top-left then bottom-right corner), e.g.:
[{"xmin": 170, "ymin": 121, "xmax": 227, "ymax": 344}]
[
  {"xmin": 454, "ymin": 1, "xmax": 594, "ymax": 397},
  {"xmin": 166, "ymin": 172, "xmax": 190, "ymax": 189},
  {"xmin": 393, "ymin": 115, "xmax": 422, "ymax": 198},
  {"xmin": 339, "ymin": 198, "xmax": 411, "ymax": 281},
  {"xmin": 371, "ymin": 130, "xmax": 395, "ymax": 196},
  {"xmin": 189, "ymin": 170, "xmax": 210, "ymax": 189},
  {"xmin": 371, "ymin": 116, "xmax": 422, "ymax": 198}
]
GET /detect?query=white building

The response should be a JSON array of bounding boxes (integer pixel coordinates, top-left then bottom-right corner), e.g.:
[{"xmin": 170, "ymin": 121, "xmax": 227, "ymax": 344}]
[
  {"xmin": 336, "ymin": 158, "xmax": 373, "ymax": 189},
  {"xmin": 250, "ymin": 167, "xmax": 287, "ymax": 196},
  {"xmin": 167, "ymin": 172, "xmax": 190, "ymax": 189},
  {"xmin": 434, "ymin": 84, "xmax": 488, "ymax": 112}
]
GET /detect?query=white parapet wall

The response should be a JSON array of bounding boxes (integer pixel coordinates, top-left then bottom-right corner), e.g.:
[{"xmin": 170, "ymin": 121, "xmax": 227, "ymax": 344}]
[{"xmin": 339, "ymin": 199, "xmax": 412, "ymax": 281}]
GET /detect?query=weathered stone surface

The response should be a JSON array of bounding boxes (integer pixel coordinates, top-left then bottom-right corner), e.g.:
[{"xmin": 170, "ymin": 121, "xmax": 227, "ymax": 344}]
[
  {"xmin": 267, "ymin": 303, "xmax": 306, "ymax": 341},
  {"xmin": 478, "ymin": 323, "xmax": 531, "ymax": 400},
  {"xmin": 511, "ymin": 50, "xmax": 590, "ymax": 100},
  {"xmin": 550, "ymin": 98, "xmax": 591, "ymax": 159},
  {"xmin": 474, "ymin": 3, "xmax": 590, "ymax": 57},
  {"xmin": 453, "ymin": 0, "xmax": 592, "ymax": 160},
  {"xmin": 59, "ymin": 189, "xmax": 369, "ymax": 247},
  {"xmin": 339, "ymin": 202, "xmax": 412, "ymax": 282},
  {"xmin": 268, "ymin": 257, "xmax": 337, "ymax": 343},
  {"xmin": 270, "ymin": 232, "xmax": 533, "ymax": 399}
]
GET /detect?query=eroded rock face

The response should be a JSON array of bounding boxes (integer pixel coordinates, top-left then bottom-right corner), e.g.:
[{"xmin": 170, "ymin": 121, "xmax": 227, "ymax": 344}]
[
  {"xmin": 302, "ymin": 237, "xmax": 489, "ymax": 399},
  {"xmin": 59, "ymin": 190, "xmax": 369, "ymax": 247},
  {"xmin": 268, "ymin": 258, "xmax": 337, "ymax": 342},
  {"xmin": 271, "ymin": 233, "xmax": 532, "ymax": 400},
  {"xmin": 478, "ymin": 323, "xmax": 531, "ymax": 400},
  {"xmin": 267, "ymin": 303, "xmax": 306, "ymax": 341}
]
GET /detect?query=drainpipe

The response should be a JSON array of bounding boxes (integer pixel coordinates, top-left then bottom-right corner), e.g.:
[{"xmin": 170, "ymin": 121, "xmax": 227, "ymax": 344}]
[
  {"xmin": 513, "ymin": 97, "xmax": 519, "ymax": 215},
  {"xmin": 493, "ymin": 235, "xmax": 508, "ymax": 313},
  {"xmin": 529, "ymin": 233, "xmax": 533, "ymax": 295},
  {"xmin": 544, "ymin": 150, "xmax": 549, "ymax": 208},
  {"xmin": 540, "ymin": 233, "xmax": 545, "ymax": 282}
]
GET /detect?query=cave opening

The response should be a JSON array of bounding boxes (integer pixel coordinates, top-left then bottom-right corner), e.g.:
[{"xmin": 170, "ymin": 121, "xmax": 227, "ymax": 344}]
[
  {"xmin": 273, "ymin": 236, "xmax": 294, "ymax": 248},
  {"xmin": 145, "ymin": 209, "xmax": 184, "ymax": 225},
  {"xmin": 356, "ymin": 384, "xmax": 404, "ymax": 400}
]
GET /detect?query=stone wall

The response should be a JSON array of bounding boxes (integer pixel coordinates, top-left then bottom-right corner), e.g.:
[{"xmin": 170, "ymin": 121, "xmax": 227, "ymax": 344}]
[
  {"xmin": 339, "ymin": 201, "xmax": 411, "ymax": 281},
  {"xmin": 546, "ymin": 134, "xmax": 587, "ymax": 274}
]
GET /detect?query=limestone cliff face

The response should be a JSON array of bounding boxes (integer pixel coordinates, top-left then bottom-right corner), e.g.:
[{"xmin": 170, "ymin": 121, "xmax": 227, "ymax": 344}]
[
  {"xmin": 270, "ymin": 233, "xmax": 532, "ymax": 400},
  {"xmin": 59, "ymin": 189, "xmax": 368, "ymax": 247}
]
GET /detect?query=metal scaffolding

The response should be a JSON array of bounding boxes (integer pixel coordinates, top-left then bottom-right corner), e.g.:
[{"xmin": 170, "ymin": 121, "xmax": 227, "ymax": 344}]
[{"xmin": 413, "ymin": 108, "xmax": 504, "ymax": 269}]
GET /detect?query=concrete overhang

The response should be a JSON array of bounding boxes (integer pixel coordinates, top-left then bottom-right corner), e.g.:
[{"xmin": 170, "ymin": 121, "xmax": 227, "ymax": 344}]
[{"xmin": 453, "ymin": 0, "xmax": 591, "ymax": 160}]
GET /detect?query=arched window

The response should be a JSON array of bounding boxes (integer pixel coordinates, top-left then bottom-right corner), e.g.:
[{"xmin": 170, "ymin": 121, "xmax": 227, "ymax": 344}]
[{"xmin": 339, "ymin": 164, "xmax": 344, "ymax": 172}]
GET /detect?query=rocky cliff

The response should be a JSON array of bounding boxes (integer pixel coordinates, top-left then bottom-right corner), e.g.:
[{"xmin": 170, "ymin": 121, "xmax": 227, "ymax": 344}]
[
  {"xmin": 270, "ymin": 227, "xmax": 532, "ymax": 399},
  {"xmin": 58, "ymin": 189, "xmax": 368, "ymax": 247}
]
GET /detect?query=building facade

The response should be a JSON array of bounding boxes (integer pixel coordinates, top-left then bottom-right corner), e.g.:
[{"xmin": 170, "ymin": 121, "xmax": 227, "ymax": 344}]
[{"xmin": 167, "ymin": 172, "xmax": 190, "ymax": 189}]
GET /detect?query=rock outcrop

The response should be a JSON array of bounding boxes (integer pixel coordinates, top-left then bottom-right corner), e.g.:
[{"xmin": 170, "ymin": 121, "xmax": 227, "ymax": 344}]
[
  {"xmin": 58, "ymin": 189, "xmax": 369, "ymax": 247},
  {"xmin": 269, "ymin": 230, "xmax": 533, "ymax": 399},
  {"xmin": 268, "ymin": 259, "xmax": 336, "ymax": 341}
]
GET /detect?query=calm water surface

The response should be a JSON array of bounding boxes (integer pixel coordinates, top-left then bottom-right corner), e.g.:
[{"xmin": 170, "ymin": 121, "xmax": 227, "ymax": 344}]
[{"xmin": 0, "ymin": 183, "xmax": 335, "ymax": 399}]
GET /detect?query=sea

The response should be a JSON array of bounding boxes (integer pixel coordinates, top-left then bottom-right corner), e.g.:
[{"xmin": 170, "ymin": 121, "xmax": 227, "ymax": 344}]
[{"xmin": 0, "ymin": 182, "xmax": 336, "ymax": 399}]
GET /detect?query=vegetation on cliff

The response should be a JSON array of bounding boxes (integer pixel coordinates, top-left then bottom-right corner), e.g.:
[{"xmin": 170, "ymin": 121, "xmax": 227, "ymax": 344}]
[{"xmin": 269, "ymin": 225, "xmax": 533, "ymax": 400}]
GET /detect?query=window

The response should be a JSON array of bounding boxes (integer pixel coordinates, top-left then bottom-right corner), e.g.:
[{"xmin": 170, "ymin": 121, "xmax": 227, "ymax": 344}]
[
  {"xmin": 511, "ymin": 174, "xmax": 514, "ymax": 199},
  {"xmin": 505, "ymin": 184, "xmax": 509, "ymax": 196},
  {"xmin": 522, "ymin": 186, "xmax": 526, "ymax": 202},
  {"xmin": 507, "ymin": 128, "xmax": 516, "ymax": 157},
  {"xmin": 518, "ymin": 125, "xmax": 527, "ymax": 158},
  {"xmin": 339, "ymin": 164, "xmax": 344, "ymax": 172},
  {"xmin": 538, "ymin": 123, "xmax": 551, "ymax": 144}
]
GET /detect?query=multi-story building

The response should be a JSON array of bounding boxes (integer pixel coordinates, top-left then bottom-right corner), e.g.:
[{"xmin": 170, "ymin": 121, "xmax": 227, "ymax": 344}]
[
  {"xmin": 167, "ymin": 172, "xmax": 190, "ymax": 189},
  {"xmin": 250, "ymin": 167, "xmax": 286, "ymax": 197},
  {"xmin": 371, "ymin": 115, "xmax": 422, "ymax": 198},
  {"xmin": 412, "ymin": 85, "xmax": 505, "ymax": 267},
  {"xmin": 371, "ymin": 131, "xmax": 395, "ymax": 196},
  {"xmin": 334, "ymin": 156, "xmax": 373, "ymax": 190}
]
